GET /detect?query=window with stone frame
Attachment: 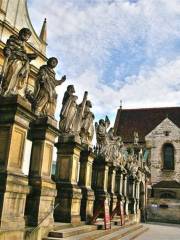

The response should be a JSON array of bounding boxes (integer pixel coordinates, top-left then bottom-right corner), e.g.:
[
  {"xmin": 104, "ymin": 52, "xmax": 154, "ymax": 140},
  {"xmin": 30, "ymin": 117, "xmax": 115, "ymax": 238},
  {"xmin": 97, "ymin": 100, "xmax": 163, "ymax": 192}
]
[{"xmin": 163, "ymin": 143, "xmax": 174, "ymax": 170}]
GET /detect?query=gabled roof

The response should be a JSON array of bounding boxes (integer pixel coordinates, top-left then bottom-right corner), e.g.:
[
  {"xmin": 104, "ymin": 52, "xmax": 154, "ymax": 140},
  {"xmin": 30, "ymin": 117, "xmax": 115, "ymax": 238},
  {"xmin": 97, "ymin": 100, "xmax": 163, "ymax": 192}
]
[{"xmin": 114, "ymin": 107, "xmax": 180, "ymax": 143}]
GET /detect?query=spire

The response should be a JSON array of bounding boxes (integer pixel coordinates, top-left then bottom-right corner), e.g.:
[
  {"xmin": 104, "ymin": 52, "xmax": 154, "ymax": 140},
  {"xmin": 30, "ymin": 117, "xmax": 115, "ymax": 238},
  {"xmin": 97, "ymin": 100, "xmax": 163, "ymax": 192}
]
[
  {"xmin": 120, "ymin": 100, "xmax": 122, "ymax": 109},
  {"xmin": 39, "ymin": 18, "xmax": 47, "ymax": 44}
]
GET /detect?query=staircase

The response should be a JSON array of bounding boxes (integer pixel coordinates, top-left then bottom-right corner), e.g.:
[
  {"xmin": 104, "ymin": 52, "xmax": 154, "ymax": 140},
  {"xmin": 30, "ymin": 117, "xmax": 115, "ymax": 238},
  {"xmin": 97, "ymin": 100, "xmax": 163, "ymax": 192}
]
[{"xmin": 42, "ymin": 220, "xmax": 148, "ymax": 240}]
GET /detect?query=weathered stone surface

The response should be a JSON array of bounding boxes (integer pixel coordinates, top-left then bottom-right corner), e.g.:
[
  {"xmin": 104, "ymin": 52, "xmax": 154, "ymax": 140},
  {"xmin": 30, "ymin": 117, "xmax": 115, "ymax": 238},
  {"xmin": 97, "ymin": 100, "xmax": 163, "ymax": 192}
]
[
  {"xmin": 55, "ymin": 140, "xmax": 82, "ymax": 223},
  {"xmin": 0, "ymin": 95, "xmax": 34, "ymax": 231},
  {"xmin": 26, "ymin": 116, "xmax": 58, "ymax": 227}
]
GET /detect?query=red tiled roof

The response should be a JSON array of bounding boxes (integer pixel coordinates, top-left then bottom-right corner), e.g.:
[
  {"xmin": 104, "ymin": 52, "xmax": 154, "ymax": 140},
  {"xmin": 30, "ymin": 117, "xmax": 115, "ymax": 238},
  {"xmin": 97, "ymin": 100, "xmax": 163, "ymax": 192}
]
[{"xmin": 114, "ymin": 107, "xmax": 180, "ymax": 143}]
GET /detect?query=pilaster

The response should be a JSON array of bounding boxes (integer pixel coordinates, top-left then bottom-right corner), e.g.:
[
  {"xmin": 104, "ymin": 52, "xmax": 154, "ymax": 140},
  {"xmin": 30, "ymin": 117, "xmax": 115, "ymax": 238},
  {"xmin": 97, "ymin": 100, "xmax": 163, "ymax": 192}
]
[
  {"xmin": 79, "ymin": 149, "xmax": 95, "ymax": 222},
  {"xmin": 25, "ymin": 117, "xmax": 58, "ymax": 227},
  {"xmin": 54, "ymin": 138, "xmax": 82, "ymax": 223},
  {"xmin": 0, "ymin": 95, "xmax": 34, "ymax": 232}
]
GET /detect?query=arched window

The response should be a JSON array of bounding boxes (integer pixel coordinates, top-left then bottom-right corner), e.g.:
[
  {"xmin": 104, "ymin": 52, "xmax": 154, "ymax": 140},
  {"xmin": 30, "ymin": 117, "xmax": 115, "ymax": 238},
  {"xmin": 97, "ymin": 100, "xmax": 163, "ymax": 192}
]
[{"xmin": 163, "ymin": 144, "xmax": 174, "ymax": 170}]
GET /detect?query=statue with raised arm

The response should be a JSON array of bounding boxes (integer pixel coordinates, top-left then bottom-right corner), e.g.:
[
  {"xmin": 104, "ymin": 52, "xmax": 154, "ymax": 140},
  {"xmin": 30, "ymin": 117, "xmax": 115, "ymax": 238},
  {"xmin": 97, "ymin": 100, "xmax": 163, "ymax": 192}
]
[
  {"xmin": 59, "ymin": 85, "xmax": 78, "ymax": 134},
  {"xmin": 0, "ymin": 28, "xmax": 37, "ymax": 97},
  {"xmin": 80, "ymin": 100, "xmax": 95, "ymax": 146},
  {"xmin": 33, "ymin": 57, "xmax": 66, "ymax": 117},
  {"xmin": 95, "ymin": 115, "xmax": 110, "ymax": 152}
]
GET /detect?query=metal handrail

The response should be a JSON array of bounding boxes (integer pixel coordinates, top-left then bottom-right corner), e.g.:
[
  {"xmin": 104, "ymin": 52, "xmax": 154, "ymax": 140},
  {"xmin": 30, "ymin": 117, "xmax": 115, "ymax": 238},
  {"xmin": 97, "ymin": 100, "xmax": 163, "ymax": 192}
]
[{"xmin": 25, "ymin": 202, "xmax": 60, "ymax": 240}]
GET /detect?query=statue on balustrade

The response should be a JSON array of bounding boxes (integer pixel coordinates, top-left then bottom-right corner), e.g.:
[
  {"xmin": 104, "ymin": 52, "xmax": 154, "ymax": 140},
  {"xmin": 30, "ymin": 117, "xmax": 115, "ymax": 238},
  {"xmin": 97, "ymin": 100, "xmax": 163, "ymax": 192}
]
[
  {"xmin": 59, "ymin": 85, "xmax": 88, "ymax": 136},
  {"xmin": 0, "ymin": 28, "xmax": 37, "ymax": 97},
  {"xmin": 95, "ymin": 116, "xmax": 110, "ymax": 152},
  {"xmin": 80, "ymin": 100, "xmax": 95, "ymax": 146},
  {"xmin": 32, "ymin": 57, "xmax": 66, "ymax": 117},
  {"xmin": 134, "ymin": 131, "xmax": 139, "ymax": 145}
]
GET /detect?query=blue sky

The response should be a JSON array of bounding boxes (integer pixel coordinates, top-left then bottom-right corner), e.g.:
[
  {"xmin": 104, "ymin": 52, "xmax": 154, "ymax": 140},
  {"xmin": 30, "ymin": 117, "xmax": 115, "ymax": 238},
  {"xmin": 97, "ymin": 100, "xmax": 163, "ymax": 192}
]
[{"xmin": 28, "ymin": 0, "xmax": 180, "ymax": 123}]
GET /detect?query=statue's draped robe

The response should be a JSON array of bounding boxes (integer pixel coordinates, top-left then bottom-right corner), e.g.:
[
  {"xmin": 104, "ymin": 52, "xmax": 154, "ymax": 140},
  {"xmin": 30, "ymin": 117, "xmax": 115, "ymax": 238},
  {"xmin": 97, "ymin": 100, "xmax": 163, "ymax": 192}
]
[
  {"xmin": 34, "ymin": 65, "xmax": 58, "ymax": 116},
  {"xmin": 59, "ymin": 91, "xmax": 78, "ymax": 133},
  {"xmin": 81, "ymin": 108, "xmax": 94, "ymax": 144},
  {"xmin": 2, "ymin": 35, "xmax": 30, "ymax": 96}
]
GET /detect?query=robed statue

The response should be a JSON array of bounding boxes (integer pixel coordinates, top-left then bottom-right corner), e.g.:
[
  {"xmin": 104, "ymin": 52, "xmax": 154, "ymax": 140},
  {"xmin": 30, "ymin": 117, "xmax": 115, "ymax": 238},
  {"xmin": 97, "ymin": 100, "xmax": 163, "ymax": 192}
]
[
  {"xmin": 59, "ymin": 85, "xmax": 78, "ymax": 133},
  {"xmin": 59, "ymin": 85, "xmax": 88, "ymax": 136},
  {"xmin": 0, "ymin": 28, "xmax": 37, "ymax": 97},
  {"xmin": 33, "ymin": 57, "xmax": 66, "ymax": 117},
  {"xmin": 80, "ymin": 100, "xmax": 95, "ymax": 146}
]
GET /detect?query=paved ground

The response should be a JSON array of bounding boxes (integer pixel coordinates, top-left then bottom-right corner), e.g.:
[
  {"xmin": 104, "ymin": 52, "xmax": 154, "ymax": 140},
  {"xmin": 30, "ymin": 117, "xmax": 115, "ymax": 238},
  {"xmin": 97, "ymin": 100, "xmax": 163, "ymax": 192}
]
[{"xmin": 136, "ymin": 222, "xmax": 180, "ymax": 240}]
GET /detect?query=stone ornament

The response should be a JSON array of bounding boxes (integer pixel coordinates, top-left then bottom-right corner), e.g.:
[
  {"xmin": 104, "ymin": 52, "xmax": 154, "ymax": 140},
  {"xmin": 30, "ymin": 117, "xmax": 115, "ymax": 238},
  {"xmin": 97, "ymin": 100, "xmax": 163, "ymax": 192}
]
[
  {"xmin": 0, "ymin": 28, "xmax": 37, "ymax": 97},
  {"xmin": 95, "ymin": 116, "xmax": 125, "ymax": 165},
  {"xmin": 27, "ymin": 57, "xmax": 66, "ymax": 117},
  {"xmin": 80, "ymin": 100, "xmax": 95, "ymax": 146}
]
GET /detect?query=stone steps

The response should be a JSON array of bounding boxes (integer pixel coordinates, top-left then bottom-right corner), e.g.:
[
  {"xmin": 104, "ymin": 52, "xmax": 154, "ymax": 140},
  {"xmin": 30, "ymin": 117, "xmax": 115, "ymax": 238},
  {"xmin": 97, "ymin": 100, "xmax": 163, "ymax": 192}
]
[
  {"xmin": 96, "ymin": 224, "xmax": 144, "ymax": 240},
  {"xmin": 118, "ymin": 226, "xmax": 149, "ymax": 240},
  {"xmin": 43, "ymin": 221, "xmax": 148, "ymax": 240},
  {"xmin": 47, "ymin": 225, "xmax": 97, "ymax": 238}
]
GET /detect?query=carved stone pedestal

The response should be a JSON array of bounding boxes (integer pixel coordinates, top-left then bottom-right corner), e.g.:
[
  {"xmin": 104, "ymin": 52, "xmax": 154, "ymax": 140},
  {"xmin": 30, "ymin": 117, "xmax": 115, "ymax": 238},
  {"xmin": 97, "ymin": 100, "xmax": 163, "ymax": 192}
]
[
  {"xmin": 128, "ymin": 177, "xmax": 136, "ymax": 214},
  {"xmin": 0, "ymin": 96, "xmax": 34, "ymax": 236},
  {"xmin": 54, "ymin": 138, "xmax": 82, "ymax": 223},
  {"xmin": 25, "ymin": 117, "xmax": 58, "ymax": 227},
  {"xmin": 79, "ymin": 149, "xmax": 95, "ymax": 222},
  {"xmin": 108, "ymin": 166, "xmax": 117, "ymax": 213},
  {"xmin": 123, "ymin": 175, "xmax": 129, "ymax": 215},
  {"xmin": 115, "ymin": 168, "xmax": 125, "ymax": 216},
  {"xmin": 92, "ymin": 158, "xmax": 110, "ymax": 213}
]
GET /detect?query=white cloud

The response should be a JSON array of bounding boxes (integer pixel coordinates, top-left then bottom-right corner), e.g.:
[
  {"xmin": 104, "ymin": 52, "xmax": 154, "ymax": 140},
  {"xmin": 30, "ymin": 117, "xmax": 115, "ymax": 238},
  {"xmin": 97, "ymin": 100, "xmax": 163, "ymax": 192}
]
[{"xmin": 28, "ymin": 0, "xmax": 180, "ymax": 122}]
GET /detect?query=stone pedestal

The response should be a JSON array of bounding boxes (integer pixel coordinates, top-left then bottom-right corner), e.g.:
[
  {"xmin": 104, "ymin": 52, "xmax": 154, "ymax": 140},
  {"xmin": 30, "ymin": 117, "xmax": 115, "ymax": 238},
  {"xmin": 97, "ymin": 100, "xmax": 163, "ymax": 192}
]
[
  {"xmin": 135, "ymin": 181, "xmax": 140, "ymax": 212},
  {"xmin": 115, "ymin": 168, "xmax": 125, "ymax": 215},
  {"xmin": 79, "ymin": 149, "xmax": 95, "ymax": 222},
  {"xmin": 92, "ymin": 158, "xmax": 110, "ymax": 213},
  {"xmin": 0, "ymin": 96, "xmax": 34, "ymax": 231},
  {"xmin": 54, "ymin": 138, "xmax": 82, "ymax": 223},
  {"xmin": 128, "ymin": 177, "xmax": 136, "ymax": 214},
  {"xmin": 108, "ymin": 166, "xmax": 117, "ymax": 213},
  {"xmin": 123, "ymin": 175, "xmax": 129, "ymax": 215},
  {"xmin": 25, "ymin": 117, "xmax": 58, "ymax": 227}
]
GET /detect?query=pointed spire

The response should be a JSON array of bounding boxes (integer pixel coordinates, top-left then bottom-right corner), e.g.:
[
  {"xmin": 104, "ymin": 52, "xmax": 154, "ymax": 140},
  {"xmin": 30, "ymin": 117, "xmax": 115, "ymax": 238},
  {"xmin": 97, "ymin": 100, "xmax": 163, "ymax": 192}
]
[
  {"xmin": 120, "ymin": 100, "xmax": 122, "ymax": 109},
  {"xmin": 39, "ymin": 18, "xmax": 47, "ymax": 44}
]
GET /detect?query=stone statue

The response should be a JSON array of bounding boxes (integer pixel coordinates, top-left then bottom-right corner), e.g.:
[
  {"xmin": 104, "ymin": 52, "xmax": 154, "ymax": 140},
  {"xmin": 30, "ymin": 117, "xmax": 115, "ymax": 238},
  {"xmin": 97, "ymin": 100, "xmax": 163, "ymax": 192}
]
[
  {"xmin": 134, "ymin": 131, "xmax": 139, "ymax": 145},
  {"xmin": 95, "ymin": 116, "xmax": 110, "ymax": 151},
  {"xmin": 0, "ymin": 28, "xmax": 37, "ymax": 97},
  {"xmin": 33, "ymin": 57, "xmax": 66, "ymax": 117},
  {"xmin": 59, "ymin": 85, "xmax": 88, "ymax": 135},
  {"xmin": 59, "ymin": 85, "xmax": 78, "ymax": 134},
  {"xmin": 80, "ymin": 100, "xmax": 95, "ymax": 146}
]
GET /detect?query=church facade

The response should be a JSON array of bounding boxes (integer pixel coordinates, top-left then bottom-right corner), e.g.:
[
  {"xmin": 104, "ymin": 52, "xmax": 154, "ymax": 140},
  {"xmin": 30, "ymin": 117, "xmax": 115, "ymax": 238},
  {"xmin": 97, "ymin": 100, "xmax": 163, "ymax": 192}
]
[{"xmin": 114, "ymin": 107, "xmax": 180, "ymax": 223}]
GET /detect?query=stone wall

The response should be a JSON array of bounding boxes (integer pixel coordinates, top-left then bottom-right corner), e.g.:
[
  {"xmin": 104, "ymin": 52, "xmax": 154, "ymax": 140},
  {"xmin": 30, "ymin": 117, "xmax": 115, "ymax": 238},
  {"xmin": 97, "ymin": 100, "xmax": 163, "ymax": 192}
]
[
  {"xmin": 146, "ymin": 118, "xmax": 180, "ymax": 184},
  {"xmin": 147, "ymin": 198, "xmax": 180, "ymax": 224}
]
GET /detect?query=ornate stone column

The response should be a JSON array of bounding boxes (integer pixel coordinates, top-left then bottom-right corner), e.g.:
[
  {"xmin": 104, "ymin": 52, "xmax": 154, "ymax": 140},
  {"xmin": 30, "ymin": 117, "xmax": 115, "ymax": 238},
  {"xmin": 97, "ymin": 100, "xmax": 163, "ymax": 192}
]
[
  {"xmin": 54, "ymin": 136, "xmax": 82, "ymax": 223},
  {"xmin": 108, "ymin": 165, "xmax": 117, "ymax": 213},
  {"xmin": 92, "ymin": 157, "xmax": 110, "ymax": 213},
  {"xmin": 79, "ymin": 149, "xmax": 95, "ymax": 222},
  {"xmin": 0, "ymin": 96, "xmax": 34, "ymax": 234},
  {"xmin": 25, "ymin": 117, "xmax": 58, "ymax": 227}
]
